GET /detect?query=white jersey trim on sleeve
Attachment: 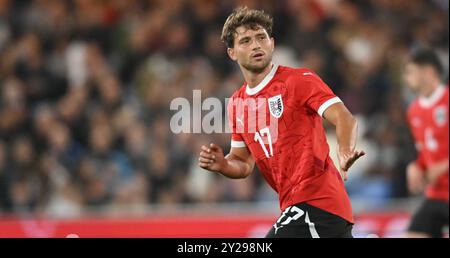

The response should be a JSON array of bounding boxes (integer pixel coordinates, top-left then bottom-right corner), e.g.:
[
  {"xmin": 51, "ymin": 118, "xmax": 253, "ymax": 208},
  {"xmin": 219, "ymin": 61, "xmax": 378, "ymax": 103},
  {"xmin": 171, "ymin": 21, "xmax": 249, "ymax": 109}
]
[
  {"xmin": 318, "ymin": 97, "xmax": 342, "ymax": 117},
  {"xmin": 231, "ymin": 140, "xmax": 247, "ymax": 148}
]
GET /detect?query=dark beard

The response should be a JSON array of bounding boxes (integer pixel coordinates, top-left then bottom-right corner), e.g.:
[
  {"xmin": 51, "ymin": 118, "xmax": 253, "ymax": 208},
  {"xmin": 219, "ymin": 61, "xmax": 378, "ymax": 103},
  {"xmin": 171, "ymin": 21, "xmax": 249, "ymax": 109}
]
[{"xmin": 242, "ymin": 57, "xmax": 271, "ymax": 73}]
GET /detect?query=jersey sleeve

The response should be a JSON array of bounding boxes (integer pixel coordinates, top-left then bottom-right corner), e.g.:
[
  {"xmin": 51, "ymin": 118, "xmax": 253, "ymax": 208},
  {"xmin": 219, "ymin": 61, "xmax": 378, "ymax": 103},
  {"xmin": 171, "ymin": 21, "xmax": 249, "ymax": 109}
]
[
  {"xmin": 227, "ymin": 96, "xmax": 246, "ymax": 148},
  {"xmin": 291, "ymin": 69, "xmax": 342, "ymax": 117}
]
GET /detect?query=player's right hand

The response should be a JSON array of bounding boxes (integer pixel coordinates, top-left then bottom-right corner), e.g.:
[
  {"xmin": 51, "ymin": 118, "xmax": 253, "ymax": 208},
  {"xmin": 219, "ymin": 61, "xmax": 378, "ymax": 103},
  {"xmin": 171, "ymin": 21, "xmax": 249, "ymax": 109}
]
[
  {"xmin": 407, "ymin": 162, "xmax": 425, "ymax": 194},
  {"xmin": 199, "ymin": 143, "xmax": 226, "ymax": 172}
]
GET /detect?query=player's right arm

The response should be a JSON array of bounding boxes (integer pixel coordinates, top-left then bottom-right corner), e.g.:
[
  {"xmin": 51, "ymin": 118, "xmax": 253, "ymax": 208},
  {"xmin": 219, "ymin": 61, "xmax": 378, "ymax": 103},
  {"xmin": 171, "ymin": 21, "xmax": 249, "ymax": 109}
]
[
  {"xmin": 198, "ymin": 143, "xmax": 255, "ymax": 179},
  {"xmin": 406, "ymin": 107, "xmax": 427, "ymax": 194},
  {"xmin": 406, "ymin": 161, "xmax": 426, "ymax": 194}
]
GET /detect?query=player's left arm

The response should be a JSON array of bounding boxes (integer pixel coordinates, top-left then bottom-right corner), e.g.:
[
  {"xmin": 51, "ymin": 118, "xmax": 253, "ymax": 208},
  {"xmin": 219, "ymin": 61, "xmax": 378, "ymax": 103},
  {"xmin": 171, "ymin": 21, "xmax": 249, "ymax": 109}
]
[{"xmin": 323, "ymin": 102, "xmax": 365, "ymax": 181}]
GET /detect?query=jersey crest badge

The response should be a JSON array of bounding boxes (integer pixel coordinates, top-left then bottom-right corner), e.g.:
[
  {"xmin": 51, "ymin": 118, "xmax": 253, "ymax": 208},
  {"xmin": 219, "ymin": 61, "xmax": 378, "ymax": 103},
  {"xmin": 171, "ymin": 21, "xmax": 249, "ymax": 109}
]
[
  {"xmin": 434, "ymin": 105, "xmax": 447, "ymax": 126},
  {"xmin": 268, "ymin": 95, "xmax": 284, "ymax": 118}
]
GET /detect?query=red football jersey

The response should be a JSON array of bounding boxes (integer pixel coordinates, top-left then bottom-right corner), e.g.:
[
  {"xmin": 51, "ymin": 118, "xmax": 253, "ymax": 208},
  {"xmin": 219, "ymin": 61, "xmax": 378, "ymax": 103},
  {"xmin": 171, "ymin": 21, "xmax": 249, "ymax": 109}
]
[
  {"xmin": 407, "ymin": 85, "xmax": 449, "ymax": 202},
  {"xmin": 227, "ymin": 64, "xmax": 353, "ymax": 223}
]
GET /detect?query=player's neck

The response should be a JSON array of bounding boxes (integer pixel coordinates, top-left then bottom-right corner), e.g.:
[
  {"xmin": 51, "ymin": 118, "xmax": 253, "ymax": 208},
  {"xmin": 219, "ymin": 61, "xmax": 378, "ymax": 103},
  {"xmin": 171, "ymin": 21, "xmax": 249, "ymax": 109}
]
[
  {"xmin": 420, "ymin": 80, "xmax": 442, "ymax": 98},
  {"xmin": 242, "ymin": 63, "xmax": 273, "ymax": 88}
]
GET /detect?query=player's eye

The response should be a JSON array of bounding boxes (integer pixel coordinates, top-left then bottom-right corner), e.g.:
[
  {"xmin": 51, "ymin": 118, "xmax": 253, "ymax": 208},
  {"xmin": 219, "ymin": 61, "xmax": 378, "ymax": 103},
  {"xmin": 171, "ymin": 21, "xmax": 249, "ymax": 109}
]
[{"xmin": 240, "ymin": 38, "xmax": 250, "ymax": 44}]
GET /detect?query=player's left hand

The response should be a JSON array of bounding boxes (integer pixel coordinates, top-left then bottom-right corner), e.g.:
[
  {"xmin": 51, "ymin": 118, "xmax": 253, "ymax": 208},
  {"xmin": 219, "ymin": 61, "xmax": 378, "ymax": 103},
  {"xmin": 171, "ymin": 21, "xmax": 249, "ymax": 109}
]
[{"xmin": 337, "ymin": 149, "xmax": 365, "ymax": 181}]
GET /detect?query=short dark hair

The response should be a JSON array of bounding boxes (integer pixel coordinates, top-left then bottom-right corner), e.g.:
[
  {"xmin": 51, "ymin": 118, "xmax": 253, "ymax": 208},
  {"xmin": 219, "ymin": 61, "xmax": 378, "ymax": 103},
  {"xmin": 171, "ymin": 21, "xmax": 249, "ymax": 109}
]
[
  {"xmin": 409, "ymin": 49, "xmax": 444, "ymax": 77},
  {"xmin": 221, "ymin": 7, "xmax": 273, "ymax": 48}
]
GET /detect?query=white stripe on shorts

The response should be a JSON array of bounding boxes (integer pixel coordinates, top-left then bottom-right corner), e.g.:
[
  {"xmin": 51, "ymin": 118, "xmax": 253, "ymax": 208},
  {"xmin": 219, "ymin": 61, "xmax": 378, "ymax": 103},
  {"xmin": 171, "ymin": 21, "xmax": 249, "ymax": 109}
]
[{"xmin": 305, "ymin": 211, "xmax": 320, "ymax": 238}]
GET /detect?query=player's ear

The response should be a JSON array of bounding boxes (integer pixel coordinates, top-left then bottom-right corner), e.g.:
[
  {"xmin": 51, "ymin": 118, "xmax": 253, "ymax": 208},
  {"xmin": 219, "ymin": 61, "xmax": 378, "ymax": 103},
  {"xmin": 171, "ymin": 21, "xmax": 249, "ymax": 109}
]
[
  {"xmin": 227, "ymin": 48, "xmax": 237, "ymax": 61},
  {"xmin": 425, "ymin": 65, "xmax": 438, "ymax": 78},
  {"xmin": 270, "ymin": 37, "xmax": 275, "ymax": 52}
]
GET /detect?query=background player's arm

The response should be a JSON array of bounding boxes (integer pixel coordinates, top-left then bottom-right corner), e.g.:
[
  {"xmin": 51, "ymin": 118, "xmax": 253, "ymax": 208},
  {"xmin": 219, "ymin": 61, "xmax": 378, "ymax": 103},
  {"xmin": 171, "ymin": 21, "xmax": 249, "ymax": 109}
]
[
  {"xmin": 407, "ymin": 141, "xmax": 448, "ymax": 194},
  {"xmin": 406, "ymin": 161, "xmax": 426, "ymax": 194},
  {"xmin": 323, "ymin": 102, "xmax": 365, "ymax": 180},
  {"xmin": 426, "ymin": 159, "xmax": 449, "ymax": 184},
  {"xmin": 199, "ymin": 143, "xmax": 255, "ymax": 179},
  {"xmin": 406, "ymin": 159, "xmax": 448, "ymax": 194}
]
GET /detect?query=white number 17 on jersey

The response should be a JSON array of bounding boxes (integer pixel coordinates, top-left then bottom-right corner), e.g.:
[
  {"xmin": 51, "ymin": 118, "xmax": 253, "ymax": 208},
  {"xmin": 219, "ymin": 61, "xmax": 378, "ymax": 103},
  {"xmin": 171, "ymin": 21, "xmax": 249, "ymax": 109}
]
[{"xmin": 254, "ymin": 127, "xmax": 274, "ymax": 158}]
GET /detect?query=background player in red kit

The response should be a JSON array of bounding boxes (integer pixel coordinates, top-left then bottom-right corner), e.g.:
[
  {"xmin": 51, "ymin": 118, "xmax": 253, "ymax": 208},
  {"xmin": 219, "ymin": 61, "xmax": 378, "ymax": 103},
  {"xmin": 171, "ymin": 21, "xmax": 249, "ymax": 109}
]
[
  {"xmin": 198, "ymin": 7, "xmax": 365, "ymax": 238},
  {"xmin": 403, "ymin": 49, "xmax": 449, "ymax": 238}
]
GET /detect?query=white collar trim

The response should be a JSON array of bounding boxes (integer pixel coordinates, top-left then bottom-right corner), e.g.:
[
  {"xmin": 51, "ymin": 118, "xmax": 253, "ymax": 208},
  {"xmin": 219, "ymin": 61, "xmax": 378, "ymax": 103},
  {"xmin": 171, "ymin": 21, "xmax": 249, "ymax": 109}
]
[
  {"xmin": 245, "ymin": 64, "xmax": 279, "ymax": 95},
  {"xmin": 419, "ymin": 84, "xmax": 446, "ymax": 108}
]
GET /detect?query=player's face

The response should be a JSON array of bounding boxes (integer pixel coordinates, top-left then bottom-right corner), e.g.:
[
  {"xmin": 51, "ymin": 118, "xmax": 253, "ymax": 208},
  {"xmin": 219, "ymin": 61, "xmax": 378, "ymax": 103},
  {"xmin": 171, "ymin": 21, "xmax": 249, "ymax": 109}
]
[
  {"xmin": 403, "ymin": 63, "xmax": 426, "ymax": 92},
  {"xmin": 227, "ymin": 25, "xmax": 274, "ymax": 73}
]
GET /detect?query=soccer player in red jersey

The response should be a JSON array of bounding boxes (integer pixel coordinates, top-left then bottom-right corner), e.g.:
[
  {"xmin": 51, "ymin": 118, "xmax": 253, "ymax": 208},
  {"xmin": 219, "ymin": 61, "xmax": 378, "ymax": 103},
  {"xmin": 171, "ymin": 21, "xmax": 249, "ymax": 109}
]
[
  {"xmin": 198, "ymin": 7, "xmax": 365, "ymax": 238},
  {"xmin": 403, "ymin": 49, "xmax": 449, "ymax": 238}
]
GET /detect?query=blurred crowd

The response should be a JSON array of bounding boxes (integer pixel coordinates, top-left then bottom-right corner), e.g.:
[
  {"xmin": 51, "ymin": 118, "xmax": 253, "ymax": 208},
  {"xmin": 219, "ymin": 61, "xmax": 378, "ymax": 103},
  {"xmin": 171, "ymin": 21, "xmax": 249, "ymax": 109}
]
[{"xmin": 0, "ymin": 0, "xmax": 448, "ymax": 217}]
